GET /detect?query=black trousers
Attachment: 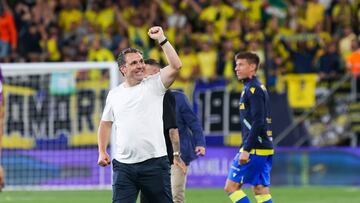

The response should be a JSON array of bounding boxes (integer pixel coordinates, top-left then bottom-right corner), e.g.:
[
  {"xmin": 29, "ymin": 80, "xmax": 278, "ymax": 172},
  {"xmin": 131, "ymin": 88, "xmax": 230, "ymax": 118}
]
[{"xmin": 112, "ymin": 156, "xmax": 173, "ymax": 203}]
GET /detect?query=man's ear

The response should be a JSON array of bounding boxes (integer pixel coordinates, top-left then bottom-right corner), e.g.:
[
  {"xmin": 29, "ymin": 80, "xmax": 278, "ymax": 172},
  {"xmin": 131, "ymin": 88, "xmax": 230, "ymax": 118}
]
[
  {"xmin": 250, "ymin": 63, "xmax": 257, "ymax": 72},
  {"xmin": 119, "ymin": 66, "xmax": 126, "ymax": 75}
]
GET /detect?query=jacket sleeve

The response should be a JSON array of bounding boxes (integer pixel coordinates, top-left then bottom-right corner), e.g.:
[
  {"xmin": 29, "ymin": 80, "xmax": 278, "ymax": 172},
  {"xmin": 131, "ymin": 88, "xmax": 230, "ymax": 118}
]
[
  {"xmin": 243, "ymin": 87, "xmax": 265, "ymax": 152},
  {"xmin": 179, "ymin": 93, "xmax": 206, "ymax": 147},
  {"xmin": 163, "ymin": 91, "xmax": 177, "ymax": 130}
]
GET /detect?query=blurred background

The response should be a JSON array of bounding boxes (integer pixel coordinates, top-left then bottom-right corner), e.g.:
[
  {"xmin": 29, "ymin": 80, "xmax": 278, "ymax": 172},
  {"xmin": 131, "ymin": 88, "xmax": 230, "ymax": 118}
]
[{"xmin": 0, "ymin": 0, "xmax": 360, "ymax": 202}]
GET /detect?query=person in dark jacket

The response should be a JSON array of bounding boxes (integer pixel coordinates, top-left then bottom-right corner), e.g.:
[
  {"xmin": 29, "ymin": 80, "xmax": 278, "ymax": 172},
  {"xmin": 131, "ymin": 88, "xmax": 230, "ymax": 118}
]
[
  {"xmin": 141, "ymin": 58, "xmax": 205, "ymax": 203},
  {"xmin": 140, "ymin": 59, "xmax": 188, "ymax": 203},
  {"xmin": 171, "ymin": 89, "xmax": 206, "ymax": 203}
]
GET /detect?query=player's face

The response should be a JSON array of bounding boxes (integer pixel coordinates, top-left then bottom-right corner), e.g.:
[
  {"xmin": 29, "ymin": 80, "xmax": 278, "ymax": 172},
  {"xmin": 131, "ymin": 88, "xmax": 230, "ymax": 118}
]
[
  {"xmin": 144, "ymin": 64, "xmax": 160, "ymax": 77},
  {"xmin": 123, "ymin": 53, "xmax": 145, "ymax": 82},
  {"xmin": 235, "ymin": 59, "xmax": 254, "ymax": 80}
]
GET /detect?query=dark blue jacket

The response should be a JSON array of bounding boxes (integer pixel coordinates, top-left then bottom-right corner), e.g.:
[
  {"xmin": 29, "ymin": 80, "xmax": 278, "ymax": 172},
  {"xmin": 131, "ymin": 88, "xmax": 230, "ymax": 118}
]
[
  {"xmin": 171, "ymin": 90, "xmax": 206, "ymax": 165},
  {"xmin": 239, "ymin": 77, "xmax": 273, "ymax": 152}
]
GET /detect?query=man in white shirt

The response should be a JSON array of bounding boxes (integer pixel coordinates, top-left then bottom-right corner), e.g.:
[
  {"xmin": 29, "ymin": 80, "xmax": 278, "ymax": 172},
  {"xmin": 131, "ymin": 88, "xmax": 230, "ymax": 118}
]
[{"xmin": 97, "ymin": 26, "xmax": 182, "ymax": 203}]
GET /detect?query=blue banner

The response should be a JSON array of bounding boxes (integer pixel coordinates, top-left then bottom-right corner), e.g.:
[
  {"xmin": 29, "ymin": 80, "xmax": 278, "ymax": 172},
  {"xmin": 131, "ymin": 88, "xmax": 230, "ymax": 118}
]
[{"xmin": 186, "ymin": 147, "xmax": 360, "ymax": 188}]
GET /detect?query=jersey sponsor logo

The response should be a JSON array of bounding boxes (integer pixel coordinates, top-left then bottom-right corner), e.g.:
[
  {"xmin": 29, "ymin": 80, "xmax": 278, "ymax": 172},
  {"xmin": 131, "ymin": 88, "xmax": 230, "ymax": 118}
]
[
  {"xmin": 267, "ymin": 130, "xmax": 272, "ymax": 136},
  {"xmin": 250, "ymin": 87, "xmax": 256, "ymax": 94}
]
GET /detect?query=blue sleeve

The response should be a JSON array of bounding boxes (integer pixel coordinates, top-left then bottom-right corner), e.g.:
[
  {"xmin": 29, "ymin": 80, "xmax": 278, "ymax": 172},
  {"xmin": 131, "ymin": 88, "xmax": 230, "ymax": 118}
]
[
  {"xmin": 179, "ymin": 93, "xmax": 206, "ymax": 147},
  {"xmin": 243, "ymin": 87, "xmax": 265, "ymax": 152}
]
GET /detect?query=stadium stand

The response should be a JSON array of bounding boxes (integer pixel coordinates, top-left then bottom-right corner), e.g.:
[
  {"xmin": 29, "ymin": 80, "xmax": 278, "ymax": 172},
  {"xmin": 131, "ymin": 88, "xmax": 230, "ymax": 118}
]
[{"xmin": 1, "ymin": 0, "xmax": 360, "ymax": 151}]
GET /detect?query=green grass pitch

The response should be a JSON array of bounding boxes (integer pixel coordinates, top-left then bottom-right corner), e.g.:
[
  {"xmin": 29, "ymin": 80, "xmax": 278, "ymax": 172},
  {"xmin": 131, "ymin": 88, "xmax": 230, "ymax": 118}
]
[{"xmin": 0, "ymin": 187, "xmax": 359, "ymax": 203}]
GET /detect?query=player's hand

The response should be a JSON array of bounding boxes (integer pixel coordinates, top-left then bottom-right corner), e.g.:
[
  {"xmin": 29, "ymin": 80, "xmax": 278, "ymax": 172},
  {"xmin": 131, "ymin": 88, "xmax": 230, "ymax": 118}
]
[
  {"xmin": 173, "ymin": 156, "xmax": 187, "ymax": 175},
  {"xmin": 195, "ymin": 146, "xmax": 206, "ymax": 156},
  {"xmin": 239, "ymin": 151, "xmax": 250, "ymax": 165},
  {"xmin": 148, "ymin": 26, "xmax": 165, "ymax": 42},
  {"xmin": 0, "ymin": 165, "xmax": 5, "ymax": 192},
  {"xmin": 98, "ymin": 152, "xmax": 111, "ymax": 167}
]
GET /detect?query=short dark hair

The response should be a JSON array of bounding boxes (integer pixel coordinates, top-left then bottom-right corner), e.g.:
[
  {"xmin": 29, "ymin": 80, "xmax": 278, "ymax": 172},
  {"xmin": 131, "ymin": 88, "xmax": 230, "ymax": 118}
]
[
  {"xmin": 235, "ymin": 52, "xmax": 260, "ymax": 70},
  {"xmin": 117, "ymin": 47, "xmax": 143, "ymax": 67},
  {"xmin": 144, "ymin": 58, "xmax": 162, "ymax": 69}
]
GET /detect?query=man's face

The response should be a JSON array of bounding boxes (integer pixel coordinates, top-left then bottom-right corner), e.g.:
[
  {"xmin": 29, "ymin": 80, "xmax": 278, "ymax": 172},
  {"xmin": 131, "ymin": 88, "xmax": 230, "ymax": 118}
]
[
  {"xmin": 235, "ymin": 59, "xmax": 255, "ymax": 80},
  {"xmin": 144, "ymin": 64, "xmax": 160, "ymax": 77},
  {"xmin": 122, "ymin": 53, "xmax": 145, "ymax": 82}
]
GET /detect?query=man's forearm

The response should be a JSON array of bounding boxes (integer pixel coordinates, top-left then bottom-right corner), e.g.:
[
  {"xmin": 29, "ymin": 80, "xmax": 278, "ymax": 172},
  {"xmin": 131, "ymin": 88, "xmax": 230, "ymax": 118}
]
[
  {"xmin": 98, "ymin": 121, "xmax": 112, "ymax": 153},
  {"xmin": 169, "ymin": 128, "xmax": 180, "ymax": 153},
  {"xmin": 159, "ymin": 37, "xmax": 182, "ymax": 71}
]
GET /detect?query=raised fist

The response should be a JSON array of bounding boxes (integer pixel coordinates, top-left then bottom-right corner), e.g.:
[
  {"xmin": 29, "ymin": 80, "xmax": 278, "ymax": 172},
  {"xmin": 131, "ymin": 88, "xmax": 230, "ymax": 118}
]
[{"xmin": 148, "ymin": 26, "xmax": 165, "ymax": 42}]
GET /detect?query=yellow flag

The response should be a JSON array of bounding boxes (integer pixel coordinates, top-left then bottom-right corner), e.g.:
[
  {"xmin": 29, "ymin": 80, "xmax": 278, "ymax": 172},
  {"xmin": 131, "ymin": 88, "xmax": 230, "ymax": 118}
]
[{"xmin": 286, "ymin": 74, "xmax": 318, "ymax": 108}]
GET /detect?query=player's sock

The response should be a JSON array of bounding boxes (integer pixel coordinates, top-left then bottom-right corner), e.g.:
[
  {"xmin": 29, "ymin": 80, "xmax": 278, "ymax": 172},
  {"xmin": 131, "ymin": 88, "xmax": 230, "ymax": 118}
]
[
  {"xmin": 228, "ymin": 190, "xmax": 250, "ymax": 203},
  {"xmin": 255, "ymin": 194, "xmax": 272, "ymax": 203}
]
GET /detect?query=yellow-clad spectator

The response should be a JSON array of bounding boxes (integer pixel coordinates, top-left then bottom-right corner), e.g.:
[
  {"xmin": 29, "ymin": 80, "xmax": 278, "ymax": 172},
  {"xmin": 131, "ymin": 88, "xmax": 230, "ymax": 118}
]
[
  {"xmin": 45, "ymin": 25, "xmax": 61, "ymax": 61},
  {"xmin": 272, "ymin": 20, "xmax": 295, "ymax": 59},
  {"xmin": 314, "ymin": 23, "xmax": 331, "ymax": 44},
  {"xmin": 156, "ymin": 0, "xmax": 173, "ymax": 16},
  {"xmin": 125, "ymin": 3, "xmax": 156, "ymax": 51},
  {"xmin": 304, "ymin": 0, "xmax": 325, "ymax": 30},
  {"xmin": 96, "ymin": 0, "xmax": 115, "ymax": 33},
  {"xmin": 196, "ymin": 22, "xmax": 221, "ymax": 44},
  {"xmin": 199, "ymin": 0, "xmax": 234, "ymax": 35},
  {"xmin": 172, "ymin": 45, "xmax": 199, "ymax": 96},
  {"xmin": 265, "ymin": 17, "xmax": 280, "ymax": 41},
  {"xmin": 58, "ymin": 0, "xmax": 83, "ymax": 32},
  {"xmin": 197, "ymin": 41, "xmax": 218, "ymax": 81},
  {"xmin": 332, "ymin": 0, "xmax": 353, "ymax": 31},
  {"xmin": 148, "ymin": 46, "xmax": 168, "ymax": 65},
  {"xmin": 128, "ymin": 22, "xmax": 149, "ymax": 49},
  {"xmin": 313, "ymin": 22, "xmax": 331, "ymax": 58},
  {"xmin": 241, "ymin": 0, "xmax": 263, "ymax": 23},
  {"xmin": 245, "ymin": 22, "xmax": 265, "ymax": 42},
  {"xmin": 339, "ymin": 27, "xmax": 357, "ymax": 60},
  {"xmin": 248, "ymin": 40, "xmax": 265, "ymax": 64},
  {"xmin": 84, "ymin": 2, "xmax": 99, "ymax": 25},
  {"xmin": 85, "ymin": 1, "xmax": 115, "ymax": 33},
  {"xmin": 87, "ymin": 37, "xmax": 115, "ymax": 80},
  {"xmin": 216, "ymin": 39, "xmax": 241, "ymax": 91},
  {"xmin": 225, "ymin": 17, "xmax": 243, "ymax": 49}
]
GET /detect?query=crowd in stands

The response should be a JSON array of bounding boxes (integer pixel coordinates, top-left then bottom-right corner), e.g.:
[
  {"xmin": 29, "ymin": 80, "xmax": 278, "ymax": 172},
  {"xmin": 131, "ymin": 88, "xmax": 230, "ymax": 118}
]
[
  {"xmin": 1, "ymin": 0, "xmax": 360, "ymax": 146},
  {"xmin": 0, "ymin": 0, "xmax": 360, "ymax": 85}
]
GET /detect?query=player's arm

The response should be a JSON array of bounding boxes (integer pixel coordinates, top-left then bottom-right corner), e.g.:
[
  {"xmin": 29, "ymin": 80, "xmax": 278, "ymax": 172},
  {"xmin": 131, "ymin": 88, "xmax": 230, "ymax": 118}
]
[
  {"xmin": 243, "ymin": 87, "xmax": 266, "ymax": 153},
  {"xmin": 97, "ymin": 121, "xmax": 112, "ymax": 167},
  {"xmin": 179, "ymin": 93, "xmax": 206, "ymax": 156},
  {"xmin": 169, "ymin": 128, "xmax": 187, "ymax": 174},
  {"xmin": 148, "ymin": 26, "xmax": 182, "ymax": 88}
]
